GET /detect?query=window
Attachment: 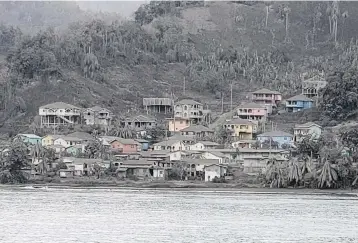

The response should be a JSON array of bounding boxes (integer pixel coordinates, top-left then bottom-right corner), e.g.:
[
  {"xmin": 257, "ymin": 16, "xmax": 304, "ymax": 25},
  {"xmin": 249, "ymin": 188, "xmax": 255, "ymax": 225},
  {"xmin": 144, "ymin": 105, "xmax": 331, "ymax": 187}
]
[
  {"xmin": 131, "ymin": 145, "xmax": 134, "ymax": 148},
  {"xmin": 284, "ymin": 137, "xmax": 287, "ymax": 140},
  {"xmin": 180, "ymin": 121, "xmax": 183, "ymax": 124},
  {"xmin": 87, "ymin": 112, "xmax": 91, "ymax": 116},
  {"xmin": 159, "ymin": 171, "xmax": 163, "ymax": 175}
]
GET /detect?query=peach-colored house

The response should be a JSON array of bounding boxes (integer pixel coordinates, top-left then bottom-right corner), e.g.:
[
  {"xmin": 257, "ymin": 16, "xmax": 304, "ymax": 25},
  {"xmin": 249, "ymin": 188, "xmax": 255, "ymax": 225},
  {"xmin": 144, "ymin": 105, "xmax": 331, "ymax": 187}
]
[
  {"xmin": 236, "ymin": 103, "xmax": 268, "ymax": 121},
  {"xmin": 100, "ymin": 136, "xmax": 140, "ymax": 153},
  {"xmin": 252, "ymin": 88, "xmax": 282, "ymax": 113},
  {"xmin": 167, "ymin": 117, "xmax": 191, "ymax": 132}
]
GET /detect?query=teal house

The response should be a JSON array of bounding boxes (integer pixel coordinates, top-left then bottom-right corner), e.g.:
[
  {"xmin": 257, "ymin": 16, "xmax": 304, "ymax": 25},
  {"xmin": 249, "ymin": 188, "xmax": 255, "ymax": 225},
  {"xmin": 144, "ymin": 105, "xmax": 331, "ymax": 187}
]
[
  {"xmin": 135, "ymin": 139, "xmax": 149, "ymax": 151},
  {"xmin": 16, "ymin": 134, "xmax": 42, "ymax": 145},
  {"xmin": 65, "ymin": 145, "xmax": 83, "ymax": 156},
  {"xmin": 257, "ymin": 131, "xmax": 293, "ymax": 148}
]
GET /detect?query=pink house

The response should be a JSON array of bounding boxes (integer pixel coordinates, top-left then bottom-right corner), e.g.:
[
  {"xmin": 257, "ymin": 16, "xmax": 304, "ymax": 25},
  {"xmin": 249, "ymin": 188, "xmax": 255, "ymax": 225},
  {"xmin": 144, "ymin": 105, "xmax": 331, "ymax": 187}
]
[
  {"xmin": 109, "ymin": 138, "xmax": 140, "ymax": 153},
  {"xmin": 252, "ymin": 88, "xmax": 282, "ymax": 113},
  {"xmin": 167, "ymin": 117, "xmax": 191, "ymax": 132},
  {"xmin": 236, "ymin": 103, "xmax": 268, "ymax": 121}
]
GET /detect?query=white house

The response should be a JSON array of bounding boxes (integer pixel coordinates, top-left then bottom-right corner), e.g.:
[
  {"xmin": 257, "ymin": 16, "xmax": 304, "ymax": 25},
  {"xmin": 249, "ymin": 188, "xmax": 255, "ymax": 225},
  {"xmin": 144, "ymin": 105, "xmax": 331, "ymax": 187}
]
[
  {"xmin": 54, "ymin": 136, "xmax": 83, "ymax": 148},
  {"xmin": 294, "ymin": 122, "xmax": 322, "ymax": 142},
  {"xmin": 201, "ymin": 151, "xmax": 227, "ymax": 164},
  {"xmin": 190, "ymin": 141, "xmax": 219, "ymax": 150},
  {"xmin": 152, "ymin": 140, "xmax": 185, "ymax": 151},
  {"xmin": 204, "ymin": 164, "xmax": 228, "ymax": 182}
]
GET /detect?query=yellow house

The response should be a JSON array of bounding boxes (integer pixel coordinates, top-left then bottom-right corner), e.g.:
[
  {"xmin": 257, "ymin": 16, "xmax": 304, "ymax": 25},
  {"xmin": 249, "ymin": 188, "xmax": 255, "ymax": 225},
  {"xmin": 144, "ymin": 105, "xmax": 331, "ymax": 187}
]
[
  {"xmin": 42, "ymin": 135, "xmax": 64, "ymax": 147},
  {"xmin": 167, "ymin": 117, "xmax": 191, "ymax": 132},
  {"xmin": 223, "ymin": 118, "xmax": 255, "ymax": 140}
]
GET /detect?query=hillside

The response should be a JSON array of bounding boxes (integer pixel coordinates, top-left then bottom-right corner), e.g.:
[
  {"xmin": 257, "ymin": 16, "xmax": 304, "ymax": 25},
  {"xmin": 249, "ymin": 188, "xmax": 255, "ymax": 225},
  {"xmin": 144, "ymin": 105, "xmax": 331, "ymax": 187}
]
[{"xmin": 1, "ymin": 1, "xmax": 358, "ymax": 133}]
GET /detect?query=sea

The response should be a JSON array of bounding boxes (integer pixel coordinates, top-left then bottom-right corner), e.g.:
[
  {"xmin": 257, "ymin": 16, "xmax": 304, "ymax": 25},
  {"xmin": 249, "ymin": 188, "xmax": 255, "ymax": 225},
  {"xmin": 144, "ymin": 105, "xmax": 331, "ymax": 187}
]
[{"xmin": 0, "ymin": 187, "xmax": 357, "ymax": 243}]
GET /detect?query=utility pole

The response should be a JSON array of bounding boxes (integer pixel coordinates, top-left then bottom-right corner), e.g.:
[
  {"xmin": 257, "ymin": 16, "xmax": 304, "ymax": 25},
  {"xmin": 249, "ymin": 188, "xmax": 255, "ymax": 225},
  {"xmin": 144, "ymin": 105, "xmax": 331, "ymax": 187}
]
[
  {"xmin": 230, "ymin": 83, "xmax": 233, "ymax": 112},
  {"xmin": 183, "ymin": 76, "xmax": 186, "ymax": 96}
]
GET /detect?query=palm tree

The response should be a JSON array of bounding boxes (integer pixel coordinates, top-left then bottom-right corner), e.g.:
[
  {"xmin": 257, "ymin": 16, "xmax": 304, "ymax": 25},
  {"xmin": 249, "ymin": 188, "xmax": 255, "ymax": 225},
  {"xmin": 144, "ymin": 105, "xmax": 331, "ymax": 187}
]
[
  {"xmin": 341, "ymin": 11, "xmax": 348, "ymax": 40},
  {"xmin": 265, "ymin": 158, "xmax": 286, "ymax": 188},
  {"xmin": 287, "ymin": 158, "xmax": 302, "ymax": 187},
  {"xmin": 264, "ymin": 2, "xmax": 271, "ymax": 27},
  {"xmin": 317, "ymin": 159, "xmax": 338, "ymax": 189},
  {"xmin": 283, "ymin": 6, "xmax": 291, "ymax": 43}
]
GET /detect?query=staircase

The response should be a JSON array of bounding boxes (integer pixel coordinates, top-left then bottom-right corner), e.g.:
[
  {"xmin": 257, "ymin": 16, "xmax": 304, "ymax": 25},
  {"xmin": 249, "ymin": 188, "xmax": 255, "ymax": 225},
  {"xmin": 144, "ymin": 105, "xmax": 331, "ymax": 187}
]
[{"xmin": 58, "ymin": 115, "xmax": 74, "ymax": 124}]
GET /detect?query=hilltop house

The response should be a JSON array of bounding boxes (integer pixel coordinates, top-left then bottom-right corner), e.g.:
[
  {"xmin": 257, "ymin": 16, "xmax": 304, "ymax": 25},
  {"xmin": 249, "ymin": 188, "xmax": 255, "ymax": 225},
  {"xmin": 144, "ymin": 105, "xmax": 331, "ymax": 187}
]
[
  {"xmin": 143, "ymin": 98, "xmax": 173, "ymax": 114},
  {"xmin": 257, "ymin": 131, "xmax": 293, "ymax": 148},
  {"xmin": 302, "ymin": 72, "xmax": 327, "ymax": 99},
  {"xmin": 294, "ymin": 122, "xmax": 322, "ymax": 142},
  {"xmin": 285, "ymin": 95, "xmax": 314, "ymax": 113},
  {"xmin": 190, "ymin": 141, "xmax": 219, "ymax": 150},
  {"xmin": 180, "ymin": 125, "xmax": 214, "ymax": 138},
  {"xmin": 204, "ymin": 164, "xmax": 228, "ymax": 182},
  {"xmin": 120, "ymin": 115, "xmax": 156, "ymax": 131},
  {"xmin": 152, "ymin": 140, "xmax": 185, "ymax": 151},
  {"xmin": 83, "ymin": 106, "xmax": 112, "ymax": 126},
  {"xmin": 39, "ymin": 102, "xmax": 81, "ymax": 127},
  {"xmin": 15, "ymin": 134, "xmax": 41, "ymax": 145},
  {"xmin": 252, "ymin": 88, "xmax": 282, "ymax": 113},
  {"xmin": 223, "ymin": 119, "xmax": 256, "ymax": 140},
  {"xmin": 236, "ymin": 102, "xmax": 268, "ymax": 121},
  {"xmin": 174, "ymin": 99, "xmax": 204, "ymax": 122}
]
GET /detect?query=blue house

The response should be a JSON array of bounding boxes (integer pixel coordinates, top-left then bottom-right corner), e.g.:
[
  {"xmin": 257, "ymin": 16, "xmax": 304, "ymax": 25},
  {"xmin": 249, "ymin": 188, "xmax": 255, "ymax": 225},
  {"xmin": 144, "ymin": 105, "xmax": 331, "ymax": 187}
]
[
  {"xmin": 257, "ymin": 131, "xmax": 293, "ymax": 148},
  {"xmin": 135, "ymin": 139, "xmax": 149, "ymax": 151},
  {"xmin": 16, "ymin": 134, "xmax": 42, "ymax": 145},
  {"xmin": 285, "ymin": 94, "xmax": 314, "ymax": 113}
]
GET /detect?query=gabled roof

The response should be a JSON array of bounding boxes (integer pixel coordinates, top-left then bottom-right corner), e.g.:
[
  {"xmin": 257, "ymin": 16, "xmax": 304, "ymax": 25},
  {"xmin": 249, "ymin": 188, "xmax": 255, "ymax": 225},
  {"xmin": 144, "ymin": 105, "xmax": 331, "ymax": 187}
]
[
  {"xmin": 204, "ymin": 164, "xmax": 228, "ymax": 169},
  {"xmin": 59, "ymin": 136, "xmax": 83, "ymax": 142},
  {"xmin": 40, "ymin": 102, "xmax": 80, "ymax": 110},
  {"xmin": 123, "ymin": 115, "xmax": 156, "ymax": 122},
  {"xmin": 67, "ymin": 132, "xmax": 94, "ymax": 141},
  {"xmin": 181, "ymin": 125, "xmax": 213, "ymax": 133},
  {"xmin": 168, "ymin": 134, "xmax": 195, "ymax": 141},
  {"xmin": 181, "ymin": 159, "xmax": 218, "ymax": 165},
  {"xmin": 176, "ymin": 99, "xmax": 202, "ymax": 105},
  {"xmin": 43, "ymin": 135, "xmax": 64, "ymax": 140},
  {"xmin": 135, "ymin": 139, "xmax": 149, "ymax": 143},
  {"xmin": 196, "ymin": 141, "xmax": 219, "ymax": 146},
  {"xmin": 117, "ymin": 138, "xmax": 140, "ymax": 145},
  {"xmin": 237, "ymin": 102, "xmax": 266, "ymax": 109},
  {"xmin": 252, "ymin": 88, "xmax": 281, "ymax": 95},
  {"xmin": 100, "ymin": 136, "xmax": 119, "ymax": 143},
  {"xmin": 286, "ymin": 94, "xmax": 314, "ymax": 102},
  {"xmin": 18, "ymin": 134, "xmax": 41, "ymax": 139},
  {"xmin": 153, "ymin": 140, "xmax": 183, "ymax": 147},
  {"xmin": 257, "ymin": 131, "xmax": 293, "ymax": 137},
  {"xmin": 205, "ymin": 151, "xmax": 226, "ymax": 158},
  {"xmin": 224, "ymin": 118, "xmax": 253, "ymax": 125},
  {"xmin": 294, "ymin": 122, "xmax": 321, "ymax": 129}
]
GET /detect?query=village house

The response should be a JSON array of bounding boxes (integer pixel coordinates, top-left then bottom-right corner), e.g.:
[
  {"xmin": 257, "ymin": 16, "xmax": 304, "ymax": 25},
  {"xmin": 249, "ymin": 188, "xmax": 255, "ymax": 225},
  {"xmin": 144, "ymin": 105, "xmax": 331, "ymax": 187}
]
[
  {"xmin": 204, "ymin": 164, "xmax": 228, "ymax": 182},
  {"xmin": 174, "ymin": 99, "xmax": 204, "ymax": 122},
  {"xmin": 47, "ymin": 144, "xmax": 66, "ymax": 154},
  {"xmin": 294, "ymin": 122, "xmax": 322, "ymax": 142},
  {"xmin": 167, "ymin": 117, "xmax": 191, "ymax": 132},
  {"xmin": 241, "ymin": 149, "xmax": 289, "ymax": 174},
  {"xmin": 223, "ymin": 119, "xmax": 256, "ymax": 140},
  {"xmin": 143, "ymin": 97, "xmax": 173, "ymax": 114},
  {"xmin": 66, "ymin": 132, "xmax": 95, "ymax": 142},
  {"xmin": 120, "ymin": 115, "xmax": 156, "ymax": 131},
  {"xmin": 182, "ymin": 158, "xmax": 218, "ymax": 178},
  {"xmin": 39, "ymin": 102, "xmax": 82, "ymax": 127},
  {"xmin": 101, "ymin": 136, "xmax": 140, "ymax": 153},
  {"xmin": 140, "ymin": 150, "xmax": 184, "ymax": 163},
  {"xmin": 257, "ymin": 131, "xmax": 293, "ymax": 149},
  {"xmin": 42, "ymin": 135, "xmax": 64, "ymax": 147},
  {"xmin": 152, "ymin": 140, "xmax": 185, "ymax": 151},
  {"xmin": 117, "ymin": 159, "xmax": 168, "ymax": 180},
  {"xmin": 252, "ymin": 88, "xmax": 282, "ymax": 113},
  {"xmin": 62, "ymin": 157, "xmax": 103, "ymax": 176},
  {"xmin": 135, "ymin": 139, "xmax": 150, "ymax": 151},
  {"xmin": 285, "ymin": 94, "xmax": 314, "ymax": 113},
  {"xmin": 83, "ymin": 106, "xmax": 112, "ymax": 126},
  {"xmin": 65, "ymin": 145, "xmax": 83, "ymax": 156},
  {"xmin": 15, "ymin": 134, "xmax": 41, "ymax": 145},
  {"xmin": 54, "ymin": 136, "xmax": 83, "ymax": 148},
  {"xmin": 236, "ymin": 103, "xmax": 268, "ymax": 121},
  {"xmin": 180, "ymin": 125, "xmax": 214, "ymax": 138},
  {"xmin": 301, "ymin": 71, "xmax": 327, "ymax": 99},
  {"xmin": 201, "ymin": 151, "xmax": 228, "ymax": 164},
  {"xmin": 190, "ymin": 141, "xmax": 220, "ymax": 150},
  {"xmin": 232, "ymin": 140, "xmax": 256, "ymax": 149},
  {"xmin": 167, "ymin": 134, "xmax": 195, "ymax": 149}
]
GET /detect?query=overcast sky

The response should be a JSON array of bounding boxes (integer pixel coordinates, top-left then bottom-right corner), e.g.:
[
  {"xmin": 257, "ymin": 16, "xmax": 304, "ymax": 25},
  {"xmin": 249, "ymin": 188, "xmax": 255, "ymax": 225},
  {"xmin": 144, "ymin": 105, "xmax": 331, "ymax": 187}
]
[{"xmin": 76, "ymin": 1, "xmax": 147, "ymax": 19}]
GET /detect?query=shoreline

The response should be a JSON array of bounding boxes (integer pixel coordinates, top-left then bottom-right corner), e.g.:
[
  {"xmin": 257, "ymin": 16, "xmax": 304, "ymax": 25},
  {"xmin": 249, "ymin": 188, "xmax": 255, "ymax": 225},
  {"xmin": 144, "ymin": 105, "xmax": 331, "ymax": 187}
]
[{"xmin": 1, "ymin": 180, "xmax": 357, "ymax": 196}]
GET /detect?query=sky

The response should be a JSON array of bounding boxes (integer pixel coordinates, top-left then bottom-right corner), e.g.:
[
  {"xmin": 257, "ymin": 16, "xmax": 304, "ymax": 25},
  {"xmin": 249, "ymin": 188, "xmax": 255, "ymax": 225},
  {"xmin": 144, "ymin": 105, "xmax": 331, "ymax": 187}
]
[{"xmin": 76, "ymin": 1, "xmax": 147, "ymax": 19}]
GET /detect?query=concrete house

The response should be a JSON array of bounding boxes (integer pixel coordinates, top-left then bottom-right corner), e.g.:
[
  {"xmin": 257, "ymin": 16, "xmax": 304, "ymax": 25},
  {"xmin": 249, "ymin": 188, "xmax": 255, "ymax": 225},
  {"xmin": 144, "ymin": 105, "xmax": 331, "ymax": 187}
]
[
  {"xmin": 16, "ymin": 134, "xmax": 41, "ymax": 145},
  {"xmin": 285, "ymin": 95, "xmax": 314, "ymax": 113},
  {"xmin": 167, "ymin": 117, "xmax": 191, "ymax": 132},
  {"xmin": 152, "ymin": 140, "xmax": 185, "ymax": 151},
  {"xmin": 101, "ymin": 136, "xmax": 140, "ymax": 153},
  {"xmin": 223, "ymin": 119, "xmax": 256, "ymax": 140},
  {"xmin": 190, "ymin": 141, "xmax": 219, "ymax": 150},
  {"xmin": 143, "ymin": 97, "xmax": 173, "ymax": 114},
  {"xmin": 54, "ymin": 136, "xmax": 83, "ymax": 148},
  {"xmin": 257, "ymin": 131, "xmax": 293, "ymax": 148},
  {"xmin": 174, "ymin": 99, "xmax": 204, "ymax": 120},
  {"xmin": 252, "ymin": 88, "xmax": 282, "ymax": 113},
  {"xmin": 182, "ymin": 158, "xmax": 218, "ymax": 178},
  {"xmin": 135, "ymin": 139, "xmax": 150, "ymax": 151},
  {"xmin": 83, "ymin": 106, "xmax": 112, "ymax": 126},
  {"xmin": 201, "ymin": 151, "xmax": 227, "ymax": 164},
  {"xmin": 39, "ymin": 102, "xmax": 81, "ymax": 127},
  {"xmin": 180, "ymin": 125, "xmax": 214, "ymax": 138},
  {"xmin": 240, "ymin": 149, "xmax": 289, "ymax": 173},
  {"xmin": 236, "ymin": 102, "xmax": 268, "ymax": 121},
  {"xmin": 302, "ymin": 72, "xmax": 327, "ymax": 99},
  {"xmin": 204, "ymin": 164, "xmax": 228, "ymax": 182},
  {"xmin": 294, "ymin": 122, "xmax": 322, "ymax": 142}
]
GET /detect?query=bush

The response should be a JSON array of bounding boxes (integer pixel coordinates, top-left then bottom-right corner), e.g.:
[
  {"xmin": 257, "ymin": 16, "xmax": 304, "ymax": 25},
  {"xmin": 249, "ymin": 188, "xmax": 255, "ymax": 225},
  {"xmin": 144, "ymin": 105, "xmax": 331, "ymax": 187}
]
[{"xmin": 212, "ymin": 176, "xmax": 227, "ymax": 183}]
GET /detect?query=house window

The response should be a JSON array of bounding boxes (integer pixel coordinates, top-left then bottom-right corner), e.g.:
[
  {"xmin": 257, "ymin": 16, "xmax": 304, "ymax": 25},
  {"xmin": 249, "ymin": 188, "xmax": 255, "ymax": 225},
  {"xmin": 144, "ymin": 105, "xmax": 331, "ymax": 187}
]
[
  {"xmin": 180, "ymin": 121, "xmax": 183, "ymax": 124},
  {"xmin": 159, "ymin": 171, "xmax": 163, "ymax": 175},
  {"xmin": 131, "ymin": 145, "xmax": 134, "ymax": 148},
  {"xmin": 87, "ymin": 112, "xmax": 91, "ymax": 115},
  {"xmin": 284, "ymin": 137, "xmax": 287, "ymax": 140}
]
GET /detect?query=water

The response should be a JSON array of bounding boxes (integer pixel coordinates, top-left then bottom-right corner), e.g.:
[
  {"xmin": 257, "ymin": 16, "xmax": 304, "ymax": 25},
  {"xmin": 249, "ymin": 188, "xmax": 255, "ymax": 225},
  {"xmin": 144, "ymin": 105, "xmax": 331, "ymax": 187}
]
[{"xmin": 0, "ymin": 187, "xmax": 357, "ymax": 243}]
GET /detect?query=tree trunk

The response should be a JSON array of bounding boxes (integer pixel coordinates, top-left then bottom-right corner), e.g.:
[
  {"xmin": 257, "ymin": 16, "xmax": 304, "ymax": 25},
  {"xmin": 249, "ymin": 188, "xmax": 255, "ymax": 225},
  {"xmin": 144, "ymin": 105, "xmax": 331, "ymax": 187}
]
[
  {"xmin": 334, "ymin": 20, "xmax": 338, "ymax": 43},
  {"xmin": 328, "ymin": 16, "xmax": 332, "ymax": 34},
  {"xmin": 265, "ymin": 6, "xmax": 269, "ymax": 27},
  {"xmin": 285, "ymin": 13, "xmax": 289, "ymax": 41}
]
